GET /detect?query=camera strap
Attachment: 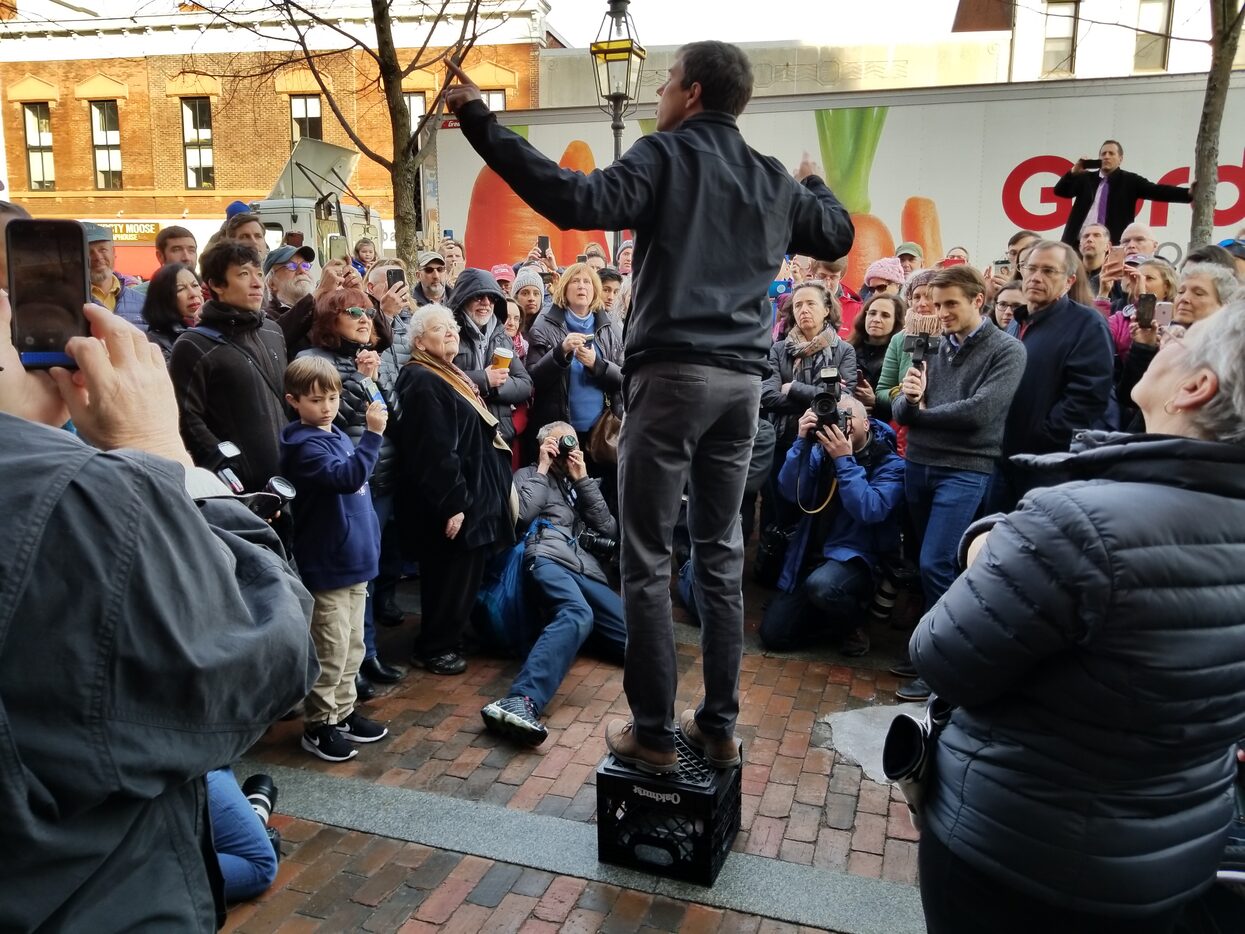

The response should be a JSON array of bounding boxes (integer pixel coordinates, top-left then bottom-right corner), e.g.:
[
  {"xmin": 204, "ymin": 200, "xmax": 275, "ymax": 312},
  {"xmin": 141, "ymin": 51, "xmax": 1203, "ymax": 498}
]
[{"xmin": 794, "ymin": 444, "xmax": 838, "ymax": 515}]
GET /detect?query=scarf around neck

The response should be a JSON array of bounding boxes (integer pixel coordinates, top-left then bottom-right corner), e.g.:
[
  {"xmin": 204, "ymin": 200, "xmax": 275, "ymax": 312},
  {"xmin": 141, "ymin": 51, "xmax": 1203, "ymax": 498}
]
[
  {"xmin": 787, "ymin": 325, "xmax": 837, "ymax": 360},
  {"xmin": 409, "ymin": 349, "xmax": 510, "ymax": 453}
]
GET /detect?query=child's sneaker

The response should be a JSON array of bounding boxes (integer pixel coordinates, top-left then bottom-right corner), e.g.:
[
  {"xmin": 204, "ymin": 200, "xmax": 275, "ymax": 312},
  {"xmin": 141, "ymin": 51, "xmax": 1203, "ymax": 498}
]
[
  {"xmin": 337, "ymin": 710, "xmax": 388, "ymax": 743},
  {"xmin": 301, "ymin": 724, "xmax": 358, "ymax": 762}
]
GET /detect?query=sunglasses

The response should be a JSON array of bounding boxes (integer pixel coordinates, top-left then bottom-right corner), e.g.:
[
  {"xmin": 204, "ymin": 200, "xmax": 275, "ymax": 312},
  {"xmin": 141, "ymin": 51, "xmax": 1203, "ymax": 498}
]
[
  {"xmin": 282, "ymin": 261, "xmax": 313, "ymax": 272},
  {"xmin": 341, "ymin": 306, "xmax": 376, "ymax": 319}
]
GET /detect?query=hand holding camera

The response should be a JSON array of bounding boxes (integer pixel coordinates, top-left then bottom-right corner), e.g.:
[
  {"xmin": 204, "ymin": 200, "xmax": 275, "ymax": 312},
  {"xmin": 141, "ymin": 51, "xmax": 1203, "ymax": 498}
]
[
  {"xmin": 565, "ymin": 447, "xmax": 587, "ymax": 481},
  {"xmin": 816, "ymin": 421, "xmax": 853, "ymax": 460},
  {"xmin": 901, "ymin": 363, "xmax": 927, "ymax": 404}
]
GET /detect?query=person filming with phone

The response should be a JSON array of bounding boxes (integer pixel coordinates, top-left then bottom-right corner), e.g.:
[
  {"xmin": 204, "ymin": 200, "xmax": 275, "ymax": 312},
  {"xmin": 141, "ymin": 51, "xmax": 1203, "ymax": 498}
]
[{"xmin": 1054, "ymin": 140, "xmax": 1193, "ymax": 247}]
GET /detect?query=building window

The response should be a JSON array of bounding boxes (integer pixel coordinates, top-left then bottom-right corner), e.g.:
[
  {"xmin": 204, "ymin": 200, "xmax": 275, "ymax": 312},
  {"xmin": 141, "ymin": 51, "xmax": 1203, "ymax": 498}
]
[
  {"xmin": 89, "ymin": 100, "xmax": 123, "ymax": 190},
  {"xmin": 181, "ymin": 96, "xmax": 214, "ymax": 189},
  {"xmin": 22, "ymin": 102, "xmax": 54, "ymax": 191},
  {"xmin": 290, "ymin": 94, "xmax": 322, "ymax": 144},
  {"xmin": 1042, "ymin": 1, "xmax": 1079, "ymax": 77},
  {"xmin": 404, "ymin": 92, "xmax": 426, "ymax": 129},
  {"xmin": 1134, "ymin": 0, "xmax": 1174, "ymax": 72},
  {"xmin": 482, "ymin": 89, "xmax": 506, "ymax": 111}
]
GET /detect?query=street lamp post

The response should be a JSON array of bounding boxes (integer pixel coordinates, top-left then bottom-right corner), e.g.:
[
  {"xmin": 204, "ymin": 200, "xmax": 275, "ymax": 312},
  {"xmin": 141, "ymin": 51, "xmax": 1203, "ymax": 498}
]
[{"xmin": 589, "ymin": 0, "xmax": 646, "ymax": 260}]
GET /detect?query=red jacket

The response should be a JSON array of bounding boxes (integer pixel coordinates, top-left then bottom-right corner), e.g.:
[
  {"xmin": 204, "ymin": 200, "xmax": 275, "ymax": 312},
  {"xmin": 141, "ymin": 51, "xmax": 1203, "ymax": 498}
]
[{"xmin": 837, "ymin": 284, "xmax": 862, "ymax": 337}]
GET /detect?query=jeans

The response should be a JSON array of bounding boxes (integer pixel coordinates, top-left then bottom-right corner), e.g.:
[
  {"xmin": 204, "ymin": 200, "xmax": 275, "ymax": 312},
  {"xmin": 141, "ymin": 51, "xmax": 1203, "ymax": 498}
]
[
  {"xmin": 619, "ymin": 361, "xmax": 761, "ymax": 751},
  {"xmin": 759, "ymin": 557, "xmax": 873, "ymax": 650},
  {"xmin": 510, "ymin": 557, "xmax": 627, "ymax": 712},
  {"xmin": 362, "ymin": 492, "xmax": 395, "ymax": 660},
  {"xmin": 904, "ymin": 462, "xmax": 990, "ymax": 610},
  {"xmin": 206, "ymin": 768, "xmax": 277, "ymax": 903},
  {"xmin": 918, "ymin": 831, "xmax": 1185, "ymax": 934}
]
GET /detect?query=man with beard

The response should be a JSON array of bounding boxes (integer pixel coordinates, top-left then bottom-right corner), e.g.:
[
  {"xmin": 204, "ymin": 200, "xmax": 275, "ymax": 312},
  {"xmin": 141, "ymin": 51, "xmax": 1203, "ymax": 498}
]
[
  {"xmin": 264, "ymin": 244, "xmax": 316, "ymax": 318},
  {"xmin": 169, "ymin": 241, "xmax": 288, "ymax": 494},
  {"xmin": 412, "ymin": 251, "xmax": 451, "ymax": 306},
  {"xmin": 85, "ymin": 222, "xmax": 146, "ymax": 330}
]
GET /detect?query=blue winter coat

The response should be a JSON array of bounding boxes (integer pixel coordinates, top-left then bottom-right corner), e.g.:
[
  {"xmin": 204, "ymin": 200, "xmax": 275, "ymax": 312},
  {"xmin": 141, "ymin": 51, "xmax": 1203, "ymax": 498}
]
[
  {"xmin": 279, "ymin": 421, "xmax": 382, "ymax": 591},
  {"xmin": 775, "ymin": 418, "xmax": 904, "ymax": 592}
]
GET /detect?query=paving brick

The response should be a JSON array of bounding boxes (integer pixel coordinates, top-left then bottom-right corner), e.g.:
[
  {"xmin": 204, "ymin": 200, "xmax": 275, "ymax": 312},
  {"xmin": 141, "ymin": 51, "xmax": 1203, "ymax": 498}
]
[
  {"xmin": 392, "ymin": 843, "xmax": 434, "ymax": 869},
  {"xmin": 857, "ymin": 779, "xmax": 891, "ymax": 816},
  {"xmin": 299, "ymin": 867, "xmax": 367, "ymax": 918},
  {"xmin": 533, "ymin": 792, "xmax": 572, "ymax": 818},
  {"xmin": 547, "ymin": 761, "xmax": 594, "ymax": 798},
  {"xmin": 847, "ymin": 849, "xmax": 884, "ymax": 878},
  {"xmin": 756, "ymin": 920, "xmax": 800, "ymax": 934},
  {"xmin": 784, "ymin": 802, "xmax": 822, "ymax": 843},
  {"xmin": 852, "ymin": 811, "xmax": 888, "ymax": 856},
  {"xmin": 316, "ymin": 900, "xmax": 373, "ymax": 931},
  {"xmin": 827, "ymin": 762, "xmax": 862, "ymax": 795},
  {"xmin": 681, "ymin": 903, "xmax": 725, "ymax": 934},
  {"xmin": 517, "ymin": 921, "xmax": 561, "ymax": 934},
  {"xmin": 793, "ymin": 770, "xmax": 829, "ymax": 806},
  {"xmin": 361, "ymin": 882, "xmax": 428, "ymax": 932},
  {"xmin": 574, "ymin": 880, "xmax": 619, "ymax": 914},
  {"xmin": 287, "ymin": 826, "xmax": 345, "ymax": 864},
  {"xmin": 440, "ymin": 901, "xmax": 495, "ymax": 933},
  {"xmin": 882, "ymin": 838, "xmax": 919, "ymax": 885},
  {"xmin": 497, "ymin": 753, "xmax": 541, "ymax": 786},
  {"xmin": 481, "ymin": 892, "xmax": 540, "ymax": 934},
  {"xmin": 535, "ymin": 875, "xmax": 588, "ymax": 922},
  {"xmin": 888, "ymin": 800, "xmax": 920, "ymax": 841},
  {"xmin": 813, "ymin": 827, "xmax": 852, "ymax": 872},
  {"xmin": 562, "ymin": 783, "xmax": 599, "ymax": 822},
  {"xmin": 641, "ymin": 895, "xmax": 687, "ymax": 932},
  {"xmin": 744, "ymin": 815, "xmax": 785, "ymax": 858},
  {"xmin": 719, "ymin": 911, "xmax": 762, "ymax": 933},
  {"xmin": 352, "ymin": 862, "xmax": 410, "ymax": 908},
  {"xmin": 348, "ymin": 837, "xmax": 405, "ymax": 876},
  {"xmin": 758, "ymin": 781, "xmax": 795, "ymax": 819},
  {"xmin": 509, "ymin": 775, "xmax": 555, "ymax": 811},
  {"xmin": 273, "ymin": 916, "xmax": 321, "ymax": 933},
  {"xmin": 446, "ymin": 744, "xmax": 492, "ymax": 778},
  {"xmin": 287, "ymin": 849, "xmax": 352, "ymax": 894},
  {"xmin": 468, "ymin": 862, "xmax": 526, "ymax": 908},
  {"xmin": 769, "ymin": 754, "xmax": 803, "ymax": 785},
  {"xmin": 601, "ymin": 889, "xmax": 653, "ymax": 933},
  {"xmin": 562, "ymin": 908, "xmax": 609, "ymax": 933},
  {"xmin": 397, "ymin": 919, "xmax": 442, "ymax": 933},
  {"xmin": 778, "ymin": 839, "xmax": 815, "ymax": 865},
  {"xmin": 802, "ymin": 746, "xmax": 833, "ymax": 774},
  {"xmin": 512, "ymin": 868, "xmax": 554, "ymax": 898},
  {"xmin": 406, "ymin": 849, "xmax": 462, "ymax": 890},
  {"xmin": 824, "ymin": 791, "xmax": 857, "ymax": 830}
]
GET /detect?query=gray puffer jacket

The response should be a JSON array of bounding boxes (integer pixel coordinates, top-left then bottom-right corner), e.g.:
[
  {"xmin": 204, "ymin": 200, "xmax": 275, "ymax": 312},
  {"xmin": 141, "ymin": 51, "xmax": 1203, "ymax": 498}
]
[
  {"xmin": 515, "ymin": 464, "xmax": 616, "ymax": 586},
  {"xmin": 912, "ymin": 432, "xmax": 1245, "ymax": 917},
  {"xmin": 297, "ymin": 345, "xmax": 399, "ymax": 496},
  {"xmin": 451, "ymin": 268, "xmax": 533, "ymax": 444},
  {"xmin": 378, "ymin": 307, "xmax": 412, "ymax": 398}
]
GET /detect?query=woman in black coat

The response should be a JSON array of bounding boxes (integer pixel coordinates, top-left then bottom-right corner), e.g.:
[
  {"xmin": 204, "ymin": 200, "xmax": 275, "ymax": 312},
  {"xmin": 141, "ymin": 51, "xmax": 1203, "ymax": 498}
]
[
  {"xmin": 141, "ymin": 262, "xmax": 203, "ymax": 363},
  {"xmin": 394, "ymin": 304, "xmax": 515, "ymax": 675},
  {"xmin": 847, "ymin": 292, "xmax": 905, "ymax": 421},
  {"xmin": 296, "ymin": 287, "xmax": 403, "ymax": 689},
  {"xmin": 910, "ymin": 302, "xmax": 1245, "ymax": 933}
]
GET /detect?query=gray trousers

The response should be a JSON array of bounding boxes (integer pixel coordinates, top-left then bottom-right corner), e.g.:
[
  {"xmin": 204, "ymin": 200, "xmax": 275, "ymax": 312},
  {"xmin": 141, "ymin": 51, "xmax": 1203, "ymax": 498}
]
[{"xmin": 618, "ymin": 361, "xmax": 762, "ymax": 751}]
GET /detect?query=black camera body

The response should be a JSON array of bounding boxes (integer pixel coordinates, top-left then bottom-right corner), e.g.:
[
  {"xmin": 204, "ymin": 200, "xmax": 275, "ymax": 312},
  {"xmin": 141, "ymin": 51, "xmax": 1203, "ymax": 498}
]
[
  {"xmin": 557, "ymin": 434, "xmax": 578, "ymax": 458},
  {"xmin": 579, "ymin": 529, "xmax": 619, "ymax": 562},
  {"xmin": 811, "ymin": 366, "xmax": 849, "ymax": 434},
  {"xmin": 903, "ymin": 332, "xmax": 940, "ymax": 364}
]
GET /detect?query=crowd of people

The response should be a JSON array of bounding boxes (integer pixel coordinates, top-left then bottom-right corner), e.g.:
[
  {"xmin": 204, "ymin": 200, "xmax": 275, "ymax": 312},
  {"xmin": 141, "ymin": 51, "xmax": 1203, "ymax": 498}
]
[{"xmin": 5, "ymin": 35, "xmax": 1245, "ymax": 933}]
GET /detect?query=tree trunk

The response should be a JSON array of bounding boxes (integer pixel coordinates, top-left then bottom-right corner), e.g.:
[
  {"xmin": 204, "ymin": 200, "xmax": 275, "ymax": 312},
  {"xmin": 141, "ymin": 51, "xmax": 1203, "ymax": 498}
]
[
  {"xmin": 1190, "ymin": 1, "xmax": 1245, "ymax": 248},
  {"xmin": 391, "ymin": 156, "xmax": 421, "ymax": 265}
]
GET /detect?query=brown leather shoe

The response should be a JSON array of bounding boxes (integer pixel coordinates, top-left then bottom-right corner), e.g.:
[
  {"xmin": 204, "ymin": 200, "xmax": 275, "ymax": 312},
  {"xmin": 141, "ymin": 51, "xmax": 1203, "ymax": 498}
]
[
  {"xmin": 605, "ymin": 719, "xmax": 679, "ymax": 775},
  {"xmin": 679, "ymin": 709, "xmax": 742, "ymax": 768}
]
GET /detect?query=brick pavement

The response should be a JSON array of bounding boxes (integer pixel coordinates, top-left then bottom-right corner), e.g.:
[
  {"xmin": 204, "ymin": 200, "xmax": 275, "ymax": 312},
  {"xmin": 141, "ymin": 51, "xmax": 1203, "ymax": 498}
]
[{"xmin": 238, "ymin": 573, "xmax": 926, "ymax": 930}]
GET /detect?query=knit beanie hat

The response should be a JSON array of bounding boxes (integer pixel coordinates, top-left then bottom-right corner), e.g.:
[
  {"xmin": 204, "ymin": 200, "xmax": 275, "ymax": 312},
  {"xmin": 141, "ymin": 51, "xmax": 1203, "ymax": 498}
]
[
  {"xmin": 512, "ymin": 266, "xmax": 545, "ymax": 296},
  {"xmin": 863, "ymin": 256, "xmax": 906, "ymax": 286},
  {"xmin": 903, "ymin": 267, "xmax": 939, "ymax": 302}
]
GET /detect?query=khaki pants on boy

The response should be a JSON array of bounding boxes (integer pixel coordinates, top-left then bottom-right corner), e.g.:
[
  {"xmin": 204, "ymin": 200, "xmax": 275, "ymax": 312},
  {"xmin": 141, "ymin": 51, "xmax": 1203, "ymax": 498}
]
[{"xmin": 305, "ymin": 582, "xmax": 368, "ymax": 727}]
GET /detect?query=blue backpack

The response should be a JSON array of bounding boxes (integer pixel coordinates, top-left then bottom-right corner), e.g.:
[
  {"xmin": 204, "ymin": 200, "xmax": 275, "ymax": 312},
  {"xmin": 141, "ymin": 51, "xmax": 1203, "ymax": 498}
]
[{"xmin": 471, "ymin": 519, "xmax": 551, "ymax": 657}]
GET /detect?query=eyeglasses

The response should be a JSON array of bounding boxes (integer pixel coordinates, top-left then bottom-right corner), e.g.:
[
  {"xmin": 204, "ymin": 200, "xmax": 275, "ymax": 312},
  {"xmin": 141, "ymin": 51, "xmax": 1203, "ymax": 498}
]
[
  {"xmin": 341, "ymin": 306, "xmax": 376, "ymax": 319},
  {"xmin": 1022, "ymin": 263, "xmax": 1066, "ymax": 278},
  {"xmin": 994, "ymin": 301, "xmax": 1023, "ymax": 311},
  {"xmin": 283, "ymin": 261, "xmax": 313, "ymax": 272}
]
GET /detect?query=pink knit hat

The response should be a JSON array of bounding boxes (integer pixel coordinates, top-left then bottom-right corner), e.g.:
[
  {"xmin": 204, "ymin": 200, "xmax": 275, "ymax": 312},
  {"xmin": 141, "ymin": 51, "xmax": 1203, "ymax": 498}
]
[{"xmin": 863, "ymin": 257, "xmax": 906, "ymax": 286}]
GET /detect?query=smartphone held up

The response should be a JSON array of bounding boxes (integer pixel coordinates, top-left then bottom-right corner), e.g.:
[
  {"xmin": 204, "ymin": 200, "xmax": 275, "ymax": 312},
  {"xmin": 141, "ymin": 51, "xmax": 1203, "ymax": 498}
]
[{"xmin": 7, "ymin": 218, "xmax": 91, "ymax": 368}]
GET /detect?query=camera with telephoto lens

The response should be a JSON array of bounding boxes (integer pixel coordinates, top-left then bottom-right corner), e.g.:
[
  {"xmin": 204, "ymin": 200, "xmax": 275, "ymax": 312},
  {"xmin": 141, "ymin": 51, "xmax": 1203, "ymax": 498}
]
[
  {"xmin": 240, "ymin": 773, "xmax": 282, "ymax": 860},
  {"xmin": 812, "ymin": 366, "xmax": 850, "ymax": 434},
  {"xmin": 579, "ymin": 529, "xmax": 619, "ymax": 562},
  {"xmin": 557, "ymin": 434, "xmax": 578, "ymax": 459}
]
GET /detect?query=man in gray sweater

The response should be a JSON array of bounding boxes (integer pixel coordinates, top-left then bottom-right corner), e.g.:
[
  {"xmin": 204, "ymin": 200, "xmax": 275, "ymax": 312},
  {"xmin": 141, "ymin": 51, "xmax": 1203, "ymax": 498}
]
[{"xmin": 892, "ymin": 265, "xmax": 1026, "ymax": 700}]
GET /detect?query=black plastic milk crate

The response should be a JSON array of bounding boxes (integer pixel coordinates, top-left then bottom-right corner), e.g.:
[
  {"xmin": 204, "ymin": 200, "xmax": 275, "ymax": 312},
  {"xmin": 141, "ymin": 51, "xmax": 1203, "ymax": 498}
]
[{"xmin": 595, "ymin": 732, "xmax": 741, "ymax": 886}]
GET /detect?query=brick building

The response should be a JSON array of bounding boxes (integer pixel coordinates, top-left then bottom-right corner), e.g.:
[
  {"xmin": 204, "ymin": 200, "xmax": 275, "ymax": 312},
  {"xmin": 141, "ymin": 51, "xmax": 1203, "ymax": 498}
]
[{"xmin": 0, "ymin": 0, "xmax": 560, "ymax": 273}]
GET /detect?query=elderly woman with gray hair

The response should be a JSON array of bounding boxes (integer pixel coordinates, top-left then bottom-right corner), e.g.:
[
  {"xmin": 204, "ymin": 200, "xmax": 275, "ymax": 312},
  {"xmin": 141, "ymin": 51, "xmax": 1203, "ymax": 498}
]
[
  {"xmin": 1118, "ymin": 261, "xmax": 1242, "ymax": 429},
  {"xmin": 393, "ymin": 304, "xmax": 515, "ymax": 676},
  {"xmin": 910, "ymin": 302, "xmax": 1245, "ymax": 932}
]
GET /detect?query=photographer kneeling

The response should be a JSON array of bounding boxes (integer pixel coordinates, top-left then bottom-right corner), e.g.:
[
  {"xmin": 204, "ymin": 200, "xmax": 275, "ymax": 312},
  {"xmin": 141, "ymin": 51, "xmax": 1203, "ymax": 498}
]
[
  {"xmin": 760, "ymin": 394, "xmax": 904, "ymax": 656},
  {"xmin": 480, "ymin": 422, "xmax": 626, "ymax": 746}
]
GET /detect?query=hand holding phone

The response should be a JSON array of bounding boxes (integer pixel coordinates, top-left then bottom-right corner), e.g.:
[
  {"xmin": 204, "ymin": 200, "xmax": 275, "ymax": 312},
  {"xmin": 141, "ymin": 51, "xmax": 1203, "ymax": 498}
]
[
  {"xmin": 385, "ymin": 267, "xmax": 406, "ymax": 290},
  {"xmin": 1154, "ymin": 301, "xmax": 1174, "ymax": 330},
  {"xmin": 1134, "ymin": 293, "xmax": 1156, "ymax": 329},
  {"xmin": 1081, "ymin": 159, "xmax": 1103, "ymax": 171},
  {"xmin": 7, "ymin": 219, "xmax": 91, "ymax": 369},
  {"xmin": 537, "ymin": 235, "xmax": 551, "ymax": 254}
]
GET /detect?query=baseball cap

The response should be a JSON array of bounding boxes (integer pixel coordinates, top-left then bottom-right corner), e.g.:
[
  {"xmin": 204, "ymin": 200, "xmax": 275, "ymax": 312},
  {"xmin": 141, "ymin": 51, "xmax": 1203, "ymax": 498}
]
[
  {"xmin": 896, "ymin": 241, "xmax": 924, "ymax": 259},
  {"xmin": 82, "ymin": 221, "xmax": 113, "ymax": 243},
  {"xmin": 225, "ymin": 200, "xmax": 251, "ymax": 220},
  {"xmin": 1220, "ymin": 239, "xmax": 1245, "ymax": 261},
  {"xmin": 417, "ymin": 250, "xmax": 446, "ymax": 268},
  {"xmin": 490, "ymin": 263, "xmax": 515, "ymax": 283},
  {"xmin": 262, "ymin": 244, "xmax": 315, "ymax": 275}
]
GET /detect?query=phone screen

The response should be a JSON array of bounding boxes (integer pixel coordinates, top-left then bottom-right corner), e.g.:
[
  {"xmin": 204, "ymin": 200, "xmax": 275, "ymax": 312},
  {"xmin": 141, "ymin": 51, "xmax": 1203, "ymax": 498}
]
[
  {"xmin": 992, "ymin": 259, "xmax": 1010, "ymax": 275},
  {"xmin": 442, "ymin": 228, "xmax": 454, "ymax": 241},
  {"xmin": 1134, "ymin": 293, "xmax": 1156, "ymax": 329},
  {"xmin": 576, "ymin": 254, "xmax": 587, "ymax": 264},
  {"xmin": 385, "ymin": 267, "xmax": 406, "ymax": 289},
  {"xmin": 1155, "ymin": 301, "xmax": 1174, "ymax": 329},
  {"xmin": 8, "ymin": 219, "xmax": 90, "ymax": 368},
  {"xmin": 537, "ymin": 235, "xmax": 551, "ymax": 254},
  {"xmin": 1083, "ymin": 159, "xmax": 1103, "ymax": 170}
]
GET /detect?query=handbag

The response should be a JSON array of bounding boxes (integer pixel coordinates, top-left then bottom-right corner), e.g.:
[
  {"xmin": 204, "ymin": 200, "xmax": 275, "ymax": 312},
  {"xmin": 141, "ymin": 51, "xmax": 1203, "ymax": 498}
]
[
  {"xmin": 471, "ymin": 519, "xmax": 549, "ymax": 657},
  {"xmin": 882, "ymin": 695, "xmax": 953, "ymax": 831},
  {"xmin": 586, "ymin": 394, "xmax": 622, "ymax": 464},
  {"xmin": 752, "ymin": 523, "xmax": 794, "ymax": 588}
]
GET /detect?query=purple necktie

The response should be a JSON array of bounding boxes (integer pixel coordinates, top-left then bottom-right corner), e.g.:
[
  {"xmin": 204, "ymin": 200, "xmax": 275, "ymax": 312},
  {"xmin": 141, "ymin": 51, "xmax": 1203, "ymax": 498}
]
[{"xmin": 1096, "ymin": 173, "xmax": 1110, "ymax": 225}]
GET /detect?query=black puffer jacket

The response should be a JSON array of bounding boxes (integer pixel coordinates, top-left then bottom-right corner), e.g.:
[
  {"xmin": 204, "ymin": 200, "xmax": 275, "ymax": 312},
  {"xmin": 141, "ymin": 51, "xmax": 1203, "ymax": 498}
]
[
  {"xmin": 760, "ymin": 330, "xmax": 857, "ymax": 445},
  {"xmin": 514, "ymin": 464, "xmax": 616, "ymax": 586},
  {"xmin": 912, "ymin": 432, "xmax": 1245, "ymax": 917},
  {"xmin": 526, "ymin": 305, "xmax": 624, "ymax": 435},
  {"xmin": 451, "ymin": 268, "xmax": 533, "ymax": 444},
  {"xmin": 296, "ymin": 345, "xmax": 398, "ymax": 496}
]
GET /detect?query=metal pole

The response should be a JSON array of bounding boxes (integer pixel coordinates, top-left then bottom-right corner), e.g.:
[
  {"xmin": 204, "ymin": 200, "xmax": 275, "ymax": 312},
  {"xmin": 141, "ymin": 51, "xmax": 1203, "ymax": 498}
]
[{"xmin": 611, "ymin": 93, "xmax": 625, "ymax": 259}]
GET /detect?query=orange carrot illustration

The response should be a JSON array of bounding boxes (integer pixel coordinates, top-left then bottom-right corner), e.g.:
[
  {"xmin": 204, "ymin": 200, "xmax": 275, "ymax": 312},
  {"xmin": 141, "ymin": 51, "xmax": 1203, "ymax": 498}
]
[{"xmin": 901, "ymin": 197, "xmax": 944, "ymax": 266}]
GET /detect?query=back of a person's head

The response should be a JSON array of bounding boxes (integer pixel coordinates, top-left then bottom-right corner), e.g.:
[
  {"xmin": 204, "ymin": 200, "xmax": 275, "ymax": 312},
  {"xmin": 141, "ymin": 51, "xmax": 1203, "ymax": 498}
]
[
  {"xmin": 1183, "ymin": 244, "xmax": 1237, "ymax": 274},
  {"xmin": 0, "ymin": 200, "xmax": 31, "ymax": 220},
  {"xmin": 676, "ymin": 40, "xmax": 754, "ymax": 117}
]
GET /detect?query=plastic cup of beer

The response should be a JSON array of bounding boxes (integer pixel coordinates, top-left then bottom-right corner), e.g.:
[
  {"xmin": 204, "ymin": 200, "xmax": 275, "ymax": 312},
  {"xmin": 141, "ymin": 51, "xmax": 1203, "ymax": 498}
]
[{"xmin": 491, "ymin": 346, "xmax": 514, "ymax": 369}]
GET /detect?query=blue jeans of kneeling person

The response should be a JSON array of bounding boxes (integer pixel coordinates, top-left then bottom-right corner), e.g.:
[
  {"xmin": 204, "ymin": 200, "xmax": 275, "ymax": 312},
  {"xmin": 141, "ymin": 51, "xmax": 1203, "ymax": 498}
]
[
  {"xmin": 512, "ymin": 557, "xmax": 627, "ymax": 712},
  {"xmin": 759, "ymin": 557, "xmax": 873, "ymax": 651},
  {"xmin": 206, "ymin": 768, "xmax": 277, "ymax": 903}
]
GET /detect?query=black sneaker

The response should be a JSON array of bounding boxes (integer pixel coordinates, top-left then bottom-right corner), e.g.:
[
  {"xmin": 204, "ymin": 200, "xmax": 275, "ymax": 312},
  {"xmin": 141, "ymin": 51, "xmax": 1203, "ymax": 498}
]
[
  {"xmin": 410, "ymin": 651, "xmax": 467, "ymax": 676},
  {"xmin": 889, "ymin": 659, "xmax": 918, "ymax": 678},
  {"xmin": 840, "ymin": 627, "xmax": 871, "ymax": 658},
  {"xmin": 337, "ymin": 710, "xmax": 389, "ymax": 743},
  {"xmin": 265, "ymin": 825, "xmax": 283, "ymax": 862},
  {"xmin": 301, "ymin": 724, "xmax": 358, "ymax": 762},
  {"xmin": 895, "ymin": 677, "xmax": 932, "ymax": 702},
  {"xmin": 481, "ymin": 695, "xmax": 548, "ymax": 746}
]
